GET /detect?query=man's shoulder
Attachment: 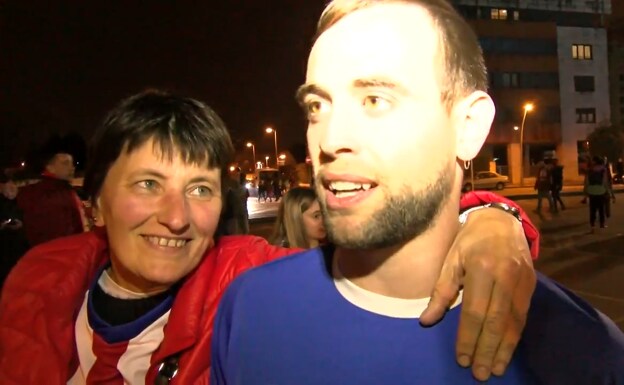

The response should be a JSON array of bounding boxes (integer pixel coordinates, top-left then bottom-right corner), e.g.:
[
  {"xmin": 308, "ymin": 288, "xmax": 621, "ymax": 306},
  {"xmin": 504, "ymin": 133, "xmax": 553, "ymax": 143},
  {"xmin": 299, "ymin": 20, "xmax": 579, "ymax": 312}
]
[
  {"xmin": 523, "ymin": 273, "xmax": 624, "ymax": 380},
  {"xmin": 220, "ymin": 247, "xmax": 326, "ymax": 303}
]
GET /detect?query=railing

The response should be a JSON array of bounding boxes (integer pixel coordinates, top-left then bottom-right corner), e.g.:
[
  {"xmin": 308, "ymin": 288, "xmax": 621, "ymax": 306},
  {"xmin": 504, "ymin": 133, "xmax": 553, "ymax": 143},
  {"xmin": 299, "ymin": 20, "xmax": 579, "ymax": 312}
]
[{"xmin": 451, "ymin": 0, "xmax": 611, "ymax": 14}]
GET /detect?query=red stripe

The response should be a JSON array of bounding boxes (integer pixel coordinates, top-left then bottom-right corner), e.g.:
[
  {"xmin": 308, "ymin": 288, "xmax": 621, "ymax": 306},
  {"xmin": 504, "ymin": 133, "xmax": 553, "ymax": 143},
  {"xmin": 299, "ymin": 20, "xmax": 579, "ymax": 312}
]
[{"xmin": 86, "ymin": 333, "xmax": 128, "ymax": 384}]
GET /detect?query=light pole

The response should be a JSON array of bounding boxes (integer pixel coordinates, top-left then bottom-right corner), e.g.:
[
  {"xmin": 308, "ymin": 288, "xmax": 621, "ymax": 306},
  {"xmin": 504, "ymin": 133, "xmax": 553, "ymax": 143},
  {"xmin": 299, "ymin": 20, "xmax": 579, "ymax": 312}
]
[
  {"xmin": 265, "ymin": 156, "xmax": 269, "ymax": 168},
  {"xmin": 265, "ymin": 127, "xmax": 278, "ymax": 168},
  {"xmin": 519, "ymin": 103, "xmax": 534, "ymax": 187},
  {"xmin": 246, "ymin": 142, "xmax": 256, "ymax": 170}
]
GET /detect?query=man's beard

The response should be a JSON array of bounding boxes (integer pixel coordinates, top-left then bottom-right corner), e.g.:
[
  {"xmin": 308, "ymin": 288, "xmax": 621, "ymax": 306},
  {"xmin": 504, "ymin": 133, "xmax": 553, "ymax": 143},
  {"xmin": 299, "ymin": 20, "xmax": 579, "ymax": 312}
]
[{"xmin": 319, "ymin": 170, "xmax": 453, "ymax": 249}]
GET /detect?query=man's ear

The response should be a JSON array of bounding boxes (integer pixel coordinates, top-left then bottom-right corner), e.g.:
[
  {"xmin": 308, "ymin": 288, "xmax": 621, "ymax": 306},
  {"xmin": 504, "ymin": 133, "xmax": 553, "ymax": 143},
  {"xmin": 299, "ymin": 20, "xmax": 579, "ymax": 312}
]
[{"xmin": 455, "ymin": 91, "xmax": 495, "ymax": 162}]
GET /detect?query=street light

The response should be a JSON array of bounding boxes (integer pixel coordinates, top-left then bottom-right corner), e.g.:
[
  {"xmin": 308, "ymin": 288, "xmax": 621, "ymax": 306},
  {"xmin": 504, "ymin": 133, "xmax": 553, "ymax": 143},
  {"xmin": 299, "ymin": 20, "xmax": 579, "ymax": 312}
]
[
  {"xmin": 519, "ymin": 102, "xmax": 534, "ymax": 187},
  {"xmin": 265, "ymin": 156, "xmax": 269, "ymax": 168},
  {"xmin": 246, "ymin": 142, "xmax": 256, "ymax": 169},
  {"xmin": 265, "ymin": 127, "xmax": 278, "ymax": 168}
]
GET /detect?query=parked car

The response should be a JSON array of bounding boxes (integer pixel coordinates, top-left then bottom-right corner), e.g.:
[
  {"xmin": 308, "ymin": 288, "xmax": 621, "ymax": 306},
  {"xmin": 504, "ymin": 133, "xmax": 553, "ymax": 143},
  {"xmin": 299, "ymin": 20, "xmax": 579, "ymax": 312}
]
[{"xmin": 463, "ymin": 171, "xmax": 509, "ymax": 192}]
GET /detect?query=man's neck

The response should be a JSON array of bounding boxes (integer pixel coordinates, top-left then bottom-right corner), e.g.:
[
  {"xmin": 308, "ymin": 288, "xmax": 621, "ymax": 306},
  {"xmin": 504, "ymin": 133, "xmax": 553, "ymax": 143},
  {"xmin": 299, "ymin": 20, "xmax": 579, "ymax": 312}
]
[{"xmin": 334, "ymin": 196, "xmax": 460, "ymax": 299}]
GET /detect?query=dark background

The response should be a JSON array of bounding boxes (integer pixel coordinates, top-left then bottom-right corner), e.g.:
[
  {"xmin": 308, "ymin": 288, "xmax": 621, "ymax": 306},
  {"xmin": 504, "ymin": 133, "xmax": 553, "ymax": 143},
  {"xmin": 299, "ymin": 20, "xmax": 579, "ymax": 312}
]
[{"xmin": 0, "ymin": 1, "xmax": 326, "ymax": 171}]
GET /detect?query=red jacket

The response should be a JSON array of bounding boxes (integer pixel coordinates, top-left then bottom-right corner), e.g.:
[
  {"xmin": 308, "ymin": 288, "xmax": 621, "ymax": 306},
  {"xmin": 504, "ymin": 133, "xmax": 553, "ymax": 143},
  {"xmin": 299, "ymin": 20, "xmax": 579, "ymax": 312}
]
[
  {"xmin": 16, "ymin": 176, "xmax": 85, "ymax": 246},
  {"xmin": 0, "ymin": 191, "xmax": 538, "ymax": 384}
]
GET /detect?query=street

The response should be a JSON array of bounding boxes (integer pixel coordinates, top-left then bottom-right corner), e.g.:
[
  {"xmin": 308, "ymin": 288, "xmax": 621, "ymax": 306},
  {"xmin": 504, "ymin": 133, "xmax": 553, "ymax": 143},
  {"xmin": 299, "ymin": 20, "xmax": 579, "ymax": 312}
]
[{"xmin": 249, "ymin": 192, "xmax": 624, "ymax": 331}]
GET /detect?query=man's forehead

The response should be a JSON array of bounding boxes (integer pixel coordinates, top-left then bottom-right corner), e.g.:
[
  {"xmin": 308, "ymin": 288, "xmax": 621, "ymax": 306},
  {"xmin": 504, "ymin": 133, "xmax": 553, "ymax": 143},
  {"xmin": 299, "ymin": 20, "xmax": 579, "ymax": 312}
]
[{"xmin": 307, "ymin": 3, "xmax": 440, "ymax": 85}]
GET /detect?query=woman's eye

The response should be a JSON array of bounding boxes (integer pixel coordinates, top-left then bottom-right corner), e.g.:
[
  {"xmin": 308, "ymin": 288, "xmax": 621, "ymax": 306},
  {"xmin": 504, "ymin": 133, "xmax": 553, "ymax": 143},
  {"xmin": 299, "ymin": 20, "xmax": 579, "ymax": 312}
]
[
  {"xmin": 137, "ymin": 180, "xmax": 158, "ymax": 190},
  {"xmin": 363, "ymin": 95, "xmax": 391, "ymax": 111},
  {"xmin": 189, "ymin": 185, "xmax": 213, "ymax": 198}
]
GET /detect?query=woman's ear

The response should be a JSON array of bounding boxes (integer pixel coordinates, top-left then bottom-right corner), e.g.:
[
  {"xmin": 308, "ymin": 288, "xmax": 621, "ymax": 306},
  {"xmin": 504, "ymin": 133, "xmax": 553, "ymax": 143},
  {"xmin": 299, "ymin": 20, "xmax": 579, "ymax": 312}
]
[
  {"xmin": 455, "ymin": 91, "xmax": 496, "ymax": 162},
  {"xmin": 92, "ymin": 197, "xmax": 105, "ymax": 227}
]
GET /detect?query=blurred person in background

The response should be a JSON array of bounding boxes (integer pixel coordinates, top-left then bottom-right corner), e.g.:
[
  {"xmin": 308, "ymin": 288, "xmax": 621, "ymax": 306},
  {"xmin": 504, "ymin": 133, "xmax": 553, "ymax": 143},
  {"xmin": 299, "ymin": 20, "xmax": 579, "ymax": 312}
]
[
  {"xmin": 0, "ymin": 179, "xmax": 29, "ymax": 290},
  {"xmin": 549, "ymin": 158, "xmax": 565, "ymax": 211},
  {"xmin": 17, "ymin": 150, "xmax": 89, "ymax": 246},
  {"xmin": 269, "ymin": 187, "xmax": 326, "ymax": 248},
  {"xmin": 584, "ymin": 156, "xmax": 612, "ymax": 231},
  {"xmin": 0, "ymin": 90, "xmax": 541, "ymax": 384}
]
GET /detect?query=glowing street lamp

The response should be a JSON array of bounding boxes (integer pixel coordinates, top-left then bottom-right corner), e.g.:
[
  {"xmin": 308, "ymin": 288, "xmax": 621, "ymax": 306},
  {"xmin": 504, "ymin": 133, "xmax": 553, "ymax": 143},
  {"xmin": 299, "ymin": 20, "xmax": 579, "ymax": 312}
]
[
  {"xmin": 265, "ymin": 156, "xmax": 270, "ymax": 168},
  {"xmin": 246, "ymin": 142, "xmax": 256, "ymax": 169},
  {"xmin": 519, "ymin": 103, "xmax": 534, "ymax": 187},
  {"xmin": 265, "ymin": 127, "xmax": 278, "ymax": 168}
]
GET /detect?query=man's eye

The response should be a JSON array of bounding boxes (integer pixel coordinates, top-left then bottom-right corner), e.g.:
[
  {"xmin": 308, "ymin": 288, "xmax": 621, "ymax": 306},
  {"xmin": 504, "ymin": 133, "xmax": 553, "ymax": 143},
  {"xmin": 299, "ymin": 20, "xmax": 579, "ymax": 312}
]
[
  {"xmin": 189, "ymin": 185, "xmax": 213, "ymax": 198},
  {"xmin": 307, "ymin": 101, "xmax": 322, "ymax": 115},
  {"xmin": 363, "ymin": 95, "xmax": 391, "ymax": 111}
]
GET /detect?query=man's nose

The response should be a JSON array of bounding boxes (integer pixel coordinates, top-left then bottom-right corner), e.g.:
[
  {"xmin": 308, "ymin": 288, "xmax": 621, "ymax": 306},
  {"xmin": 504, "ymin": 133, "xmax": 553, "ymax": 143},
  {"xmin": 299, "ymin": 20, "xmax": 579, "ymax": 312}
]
[{"xmin": 317, "ymin": 107, "xmax": 361, "ymax": 159}]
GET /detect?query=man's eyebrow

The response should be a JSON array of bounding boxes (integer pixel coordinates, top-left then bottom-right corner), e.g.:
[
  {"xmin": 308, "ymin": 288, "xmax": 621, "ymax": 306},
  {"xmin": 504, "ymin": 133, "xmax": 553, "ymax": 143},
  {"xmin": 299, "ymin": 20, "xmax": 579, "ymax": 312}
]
[
  {"xmin": 295, "ymin": 84, "xmax": 332, "ymax": 106},
  {"xmin": 353, "ymin": 78, "xmax": 409, "ymax": 95}
]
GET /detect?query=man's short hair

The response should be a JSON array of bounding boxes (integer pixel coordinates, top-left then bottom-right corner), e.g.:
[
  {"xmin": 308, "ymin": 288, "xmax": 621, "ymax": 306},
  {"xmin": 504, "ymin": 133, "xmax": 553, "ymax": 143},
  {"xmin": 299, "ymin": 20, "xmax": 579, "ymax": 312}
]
[
  {"xmin": 83, "ymin": 89, "xmax": 234, "ymax": 201},
  {"xmin": 314, "ymin": 0, "xmax": 488, "ymax": 111}
]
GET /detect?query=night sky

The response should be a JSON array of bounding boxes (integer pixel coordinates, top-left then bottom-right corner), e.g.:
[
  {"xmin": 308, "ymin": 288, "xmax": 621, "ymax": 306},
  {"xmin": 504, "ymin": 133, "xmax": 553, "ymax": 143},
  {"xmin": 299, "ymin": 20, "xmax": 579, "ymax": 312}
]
[{"xmin": 0, "ymin": 1, "xmax": 327, "ymax": 168}]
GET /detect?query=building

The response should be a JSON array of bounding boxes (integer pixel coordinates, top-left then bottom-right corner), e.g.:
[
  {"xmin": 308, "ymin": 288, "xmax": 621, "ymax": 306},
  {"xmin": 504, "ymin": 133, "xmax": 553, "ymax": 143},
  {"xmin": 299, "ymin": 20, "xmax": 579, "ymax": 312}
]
[
  {"xmin": 608, "ymin": 0, "xmax": 624, "ymax": 130},
  {"xmin": 453, "ymin": 0, "xmax": 611, "ymax": 184}
]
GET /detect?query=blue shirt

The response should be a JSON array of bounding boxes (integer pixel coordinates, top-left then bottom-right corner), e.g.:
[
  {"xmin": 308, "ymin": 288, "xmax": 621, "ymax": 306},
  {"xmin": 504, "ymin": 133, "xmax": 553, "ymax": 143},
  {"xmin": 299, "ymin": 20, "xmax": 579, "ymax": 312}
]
[{"xmin": 211, "ymin": 246, "xmax": 624, "ymax": 384}]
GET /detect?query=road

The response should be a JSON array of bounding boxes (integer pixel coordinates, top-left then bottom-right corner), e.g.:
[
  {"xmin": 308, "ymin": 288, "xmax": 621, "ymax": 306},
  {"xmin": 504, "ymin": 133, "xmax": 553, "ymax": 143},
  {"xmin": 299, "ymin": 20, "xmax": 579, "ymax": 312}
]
[{"xmin": 249, "ymin": 194, "xmax": 624, "ymax": 331}]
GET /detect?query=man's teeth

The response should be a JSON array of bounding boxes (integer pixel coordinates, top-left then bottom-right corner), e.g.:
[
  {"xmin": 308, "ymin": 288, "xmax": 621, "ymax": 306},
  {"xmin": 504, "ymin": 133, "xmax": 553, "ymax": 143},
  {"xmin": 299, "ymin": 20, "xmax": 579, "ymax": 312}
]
[
  {"xmin": 328, "ymin": 181, "xmax": 373, "ymax": 192},
  {"xmin": 145, "ymin": 236, "xmax": 188, "ymax": 248}
]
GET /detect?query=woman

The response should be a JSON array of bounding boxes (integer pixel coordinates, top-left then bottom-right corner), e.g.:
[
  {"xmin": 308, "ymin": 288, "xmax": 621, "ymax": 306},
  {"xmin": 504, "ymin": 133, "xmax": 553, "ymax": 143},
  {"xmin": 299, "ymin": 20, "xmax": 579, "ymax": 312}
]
[
  {"xmin": 0, "ymin": 180, "xmax": 29, "ymax": 290},
  {"xmin": 0, "ymin": 90, "xmax": 539, "ymax": 384},
  {"xmin": 270, "ymin": 187, "xmax": 326, "ymax": 248}
]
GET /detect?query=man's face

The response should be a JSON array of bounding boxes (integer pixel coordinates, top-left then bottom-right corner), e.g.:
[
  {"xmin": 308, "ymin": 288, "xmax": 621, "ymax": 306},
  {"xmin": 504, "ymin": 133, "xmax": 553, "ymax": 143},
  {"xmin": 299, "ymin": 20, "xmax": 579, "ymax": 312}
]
[
  {"xmin": 47, "ymin": 153, "xmax": 75, "ymax": 181},
  {"xmin": 95, "ymin": 139, "xmax": 223, "ymax": 293},
  {"xmin": 303, "ymin": 4, "xmax": 458, "ymax": 248}
]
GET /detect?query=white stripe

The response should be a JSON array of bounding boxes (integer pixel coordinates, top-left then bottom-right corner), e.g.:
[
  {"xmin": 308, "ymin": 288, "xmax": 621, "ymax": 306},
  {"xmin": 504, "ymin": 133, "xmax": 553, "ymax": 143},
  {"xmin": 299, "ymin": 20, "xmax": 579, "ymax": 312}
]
[
  {"xmin": 117, "ymin": 310, "xmax": 170, "ymax": 385},
  {"xmin": 333, "ymin": 261, "xmax": 462, "ymax": 319},
  {"xmin": 68, "ymin": 294, "xmax": 93, "ymax": 384},
  {"xmin": 68, "ymin": 288, "xmax": 170, "ymax": 384}
]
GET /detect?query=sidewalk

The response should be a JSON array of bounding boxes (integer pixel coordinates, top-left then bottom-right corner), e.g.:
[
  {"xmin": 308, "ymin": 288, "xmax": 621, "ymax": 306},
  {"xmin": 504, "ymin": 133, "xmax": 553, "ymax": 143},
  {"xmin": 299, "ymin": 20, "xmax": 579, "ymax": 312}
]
[
  {"xmin": 499, "ymin": 183, "xmax": 624, "ymax": 200},
  {"xmin": 515, "ymin": 194, "xmax": 624, "ymax": 251}
]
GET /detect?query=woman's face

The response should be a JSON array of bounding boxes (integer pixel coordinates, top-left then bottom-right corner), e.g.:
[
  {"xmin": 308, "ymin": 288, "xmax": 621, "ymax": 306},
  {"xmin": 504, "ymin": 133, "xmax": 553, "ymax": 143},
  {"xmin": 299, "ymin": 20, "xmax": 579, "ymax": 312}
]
[
  {"xmin": 95, "ymin": 139, "xmax": 223, "ymax": 293},
  {"xmin": 302, "ymin": 200, "xmax": 326, "ymax": 246},
  {"xmin": 2, "ymin": 182, "xmax": 17, "ymax": 200}
]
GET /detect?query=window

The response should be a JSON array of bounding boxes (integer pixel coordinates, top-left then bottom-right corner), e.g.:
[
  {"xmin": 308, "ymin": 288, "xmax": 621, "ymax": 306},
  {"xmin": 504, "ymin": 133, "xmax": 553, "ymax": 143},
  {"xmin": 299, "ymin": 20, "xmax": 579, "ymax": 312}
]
[
  {"xmin": 502, "ymin": 72, "xmax": 519, "ymax": 87},
  {"xmin": 572, "ymin": 44, "xmax": 592, "ymax": 60},
  {"xmin": 513, "ymin": 11, "xmax": 520, "ymax": 20},
  {"xmin": 576, "ymin": 108, "xmax": 596, "ymax": 123},
  {"xmin": 574, "ymin": 76, "xmax": 595, "ymax": 92},
  {"xmin": 491, "ymin": 8, "xmax": 508, "ymax": 20}
]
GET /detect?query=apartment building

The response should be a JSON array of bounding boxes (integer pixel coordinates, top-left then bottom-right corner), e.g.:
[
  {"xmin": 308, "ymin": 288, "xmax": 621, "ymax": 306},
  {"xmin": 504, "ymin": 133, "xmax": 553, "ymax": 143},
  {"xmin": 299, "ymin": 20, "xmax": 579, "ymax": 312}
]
[{"xmin": 453, "ymin": 0, "xmax": 611, "ymax": 184}]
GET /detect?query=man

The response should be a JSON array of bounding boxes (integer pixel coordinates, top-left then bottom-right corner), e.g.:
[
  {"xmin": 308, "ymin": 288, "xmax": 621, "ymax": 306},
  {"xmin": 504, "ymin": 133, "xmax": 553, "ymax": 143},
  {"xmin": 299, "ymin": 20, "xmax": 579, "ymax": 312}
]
[
  {"xmin": 534, "ymin": 160, "xmax": 554, "ymax": 213},
  {"xmin": 17, "ymin": 151, "xmax": 88, "ymax": 246},
  {"xmin": 211, "ymin": 1, "xmax": 624, "ymax": 384},
  {"xmin": 549, "ymin": 158, "xmax": 565, "ymax": 211}
]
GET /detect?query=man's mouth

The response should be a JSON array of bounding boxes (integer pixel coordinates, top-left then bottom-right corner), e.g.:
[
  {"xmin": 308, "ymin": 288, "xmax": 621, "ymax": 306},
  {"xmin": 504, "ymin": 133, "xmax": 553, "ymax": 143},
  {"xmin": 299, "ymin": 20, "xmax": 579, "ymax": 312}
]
[
  {"xmin": 142, "ymin": 235, "xmax": 189, "ymax": 248},
  {"xmin": 327, "ymin": 181, "xmax": 376, "ymax": 197}
]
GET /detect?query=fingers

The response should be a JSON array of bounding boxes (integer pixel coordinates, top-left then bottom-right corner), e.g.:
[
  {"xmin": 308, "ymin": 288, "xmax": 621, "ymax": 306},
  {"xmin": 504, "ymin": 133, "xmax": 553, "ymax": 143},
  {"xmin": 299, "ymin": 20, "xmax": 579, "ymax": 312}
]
[
  {"xmin": 469, "ymin": 260, "xmax": 521, "ymax": 381},
  {"xmin": 420, "ymin": 275, "xmax": 461, "ymax": 326},
  {"xmin": 455, "ymin": 259, "xmax": 495, "ymax": 375},
  {"xmin": 421, "ymin": 245, "xmax": 463, "ymax": 326},
  {"xmin": 491, "ymin": 264, "xmax": 536, "ymax": 376}
]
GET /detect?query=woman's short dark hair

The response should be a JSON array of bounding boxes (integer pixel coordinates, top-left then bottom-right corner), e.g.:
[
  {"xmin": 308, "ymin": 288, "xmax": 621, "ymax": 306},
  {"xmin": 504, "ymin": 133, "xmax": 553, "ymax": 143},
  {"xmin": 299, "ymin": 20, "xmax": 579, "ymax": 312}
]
[{"xmin": 83, "ymin": 89, "xmax": 234, "ymax": 202}]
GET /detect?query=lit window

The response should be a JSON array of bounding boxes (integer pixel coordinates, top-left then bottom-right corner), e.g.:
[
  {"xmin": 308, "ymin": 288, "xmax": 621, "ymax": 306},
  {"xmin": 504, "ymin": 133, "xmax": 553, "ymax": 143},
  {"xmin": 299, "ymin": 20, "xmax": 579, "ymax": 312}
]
[
  {"xmin": 572, "ymin": 44, "xmax": 592, "ymax": 60},
  {"xmin": 576, "ymin": 108, "xmax": 596, "ymax": 123},
  {"xmin": 502, "ymin": 72, "xmax": 519, "ymax": 88},
  {"xmin": 491, "ymin": 8, "xmax": 508, "ymax": 20}
]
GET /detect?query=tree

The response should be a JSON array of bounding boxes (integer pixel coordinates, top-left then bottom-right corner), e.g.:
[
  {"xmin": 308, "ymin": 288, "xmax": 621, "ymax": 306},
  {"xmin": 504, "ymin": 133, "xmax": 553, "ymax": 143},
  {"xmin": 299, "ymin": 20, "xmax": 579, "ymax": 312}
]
[{"xmin": 587, "ymin": 124, "xmax": 624, "ymax": 163}]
